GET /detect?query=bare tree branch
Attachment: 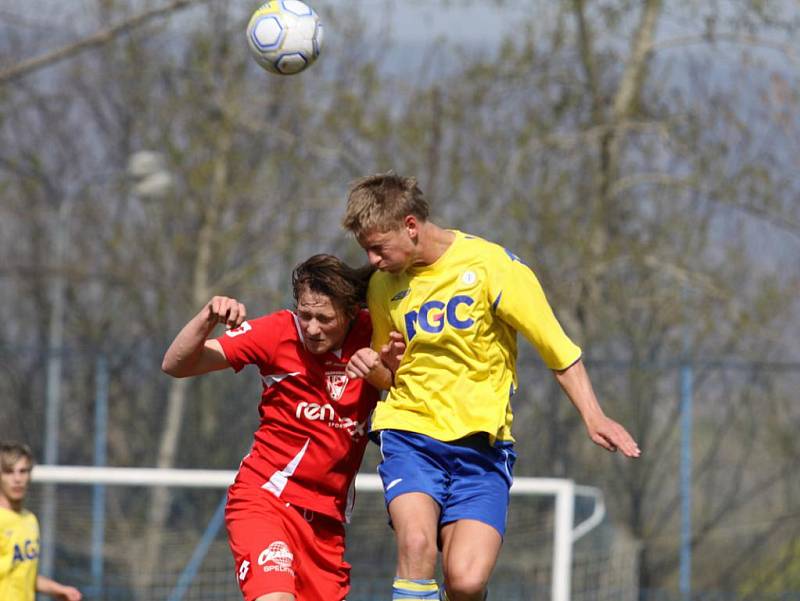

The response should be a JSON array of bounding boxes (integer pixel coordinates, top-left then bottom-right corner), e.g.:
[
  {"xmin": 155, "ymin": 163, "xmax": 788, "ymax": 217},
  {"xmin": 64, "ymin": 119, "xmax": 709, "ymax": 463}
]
[
  {"xmin": 613, "ymin": 0, "xmax": 664, "ymax": 119},
  {"xmin": 572, "ymin": 0, "xmax": 603, "ymax": 124},
  {"xmin": 0, "ymin": 0, "xmax": 210, "ymax": 85},
  {"xmin": 651, "ymin": 33, "xmax": 800, "ymax": 66}
]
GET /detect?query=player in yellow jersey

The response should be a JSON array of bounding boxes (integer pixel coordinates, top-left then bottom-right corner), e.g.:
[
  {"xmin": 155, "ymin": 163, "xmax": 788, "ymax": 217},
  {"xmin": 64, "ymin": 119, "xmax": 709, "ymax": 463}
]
[
  {"xmin": 0, "ymin": 442, "xmax": 82, "ymax": 601},
  {"xmin": 342, "ymin": 173, "xmax": 641, "ymax": 601}
]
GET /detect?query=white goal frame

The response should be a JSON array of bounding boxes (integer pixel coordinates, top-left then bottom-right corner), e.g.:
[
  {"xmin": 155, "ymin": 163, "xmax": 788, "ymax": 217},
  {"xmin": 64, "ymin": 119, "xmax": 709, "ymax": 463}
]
[{"xmin": 33, "ymin": 465, "xmax": 604, "ymax": 601}]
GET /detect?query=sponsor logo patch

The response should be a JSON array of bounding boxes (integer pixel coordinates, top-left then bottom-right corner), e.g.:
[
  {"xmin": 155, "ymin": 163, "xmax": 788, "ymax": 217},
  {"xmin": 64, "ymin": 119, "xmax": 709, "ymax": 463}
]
[
  {"xmin": 258, "ymin": 540, "xmax": 294, "ymax": 574},
  {"xmin": 295, "ymin": 401, "xmax": 367, "ymax": 439},
  {"xmin": 404, "ymin": 295, "xmax": 475, "ymax": 340},
  {"xmin": 12, "ymin": 540, "xmax": 38, "ymax": 564}
]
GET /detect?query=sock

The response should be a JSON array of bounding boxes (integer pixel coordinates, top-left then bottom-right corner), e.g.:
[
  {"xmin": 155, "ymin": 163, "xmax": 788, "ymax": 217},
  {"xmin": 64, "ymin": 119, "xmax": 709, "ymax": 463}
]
[{"xmin": 392, "ymin": 577, "xmax": 440, "ymax": 600}]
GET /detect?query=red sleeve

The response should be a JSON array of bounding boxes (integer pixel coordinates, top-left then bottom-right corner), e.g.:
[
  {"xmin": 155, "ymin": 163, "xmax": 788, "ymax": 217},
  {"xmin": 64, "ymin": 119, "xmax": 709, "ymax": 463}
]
[
  {"xmin": 215, "ymin": 311, "xmax": 290, "ymax": 373},
  {"xmin": 340, "ymin": 309, "xmax": 373, "ymax": 359},
  {"xmin": 354, "ymin": 309, "xmax": 373, "ymax": 346}
]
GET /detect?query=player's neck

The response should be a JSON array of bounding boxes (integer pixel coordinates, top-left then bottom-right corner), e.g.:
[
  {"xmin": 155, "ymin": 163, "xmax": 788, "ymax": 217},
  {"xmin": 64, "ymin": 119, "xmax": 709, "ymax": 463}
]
[
  {"xmin": 415, "ymin": 223, "xmax": 455, "ymax": 266},
  {"xmin": 0, "ymin": 495, "xmax": 22, "ymax": 513}
]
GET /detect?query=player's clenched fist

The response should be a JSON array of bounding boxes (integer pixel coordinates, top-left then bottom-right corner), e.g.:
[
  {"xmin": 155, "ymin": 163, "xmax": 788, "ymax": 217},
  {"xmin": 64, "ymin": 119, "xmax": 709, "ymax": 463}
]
[
  {"xmin": 346, "ymin": 332, "xmax": 406, "ymax": 379},
  {"xmin": 205, "ymin": 296, "xmax": 247, "ymax": 329},
  {"xmin": 346, "ymin": 348, "xmax": 382, "ymax": 380}
]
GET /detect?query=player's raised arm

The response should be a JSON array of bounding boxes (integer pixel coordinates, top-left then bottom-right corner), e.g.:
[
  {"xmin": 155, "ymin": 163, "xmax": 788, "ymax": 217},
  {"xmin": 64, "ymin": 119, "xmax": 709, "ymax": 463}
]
[
  {"xmin": 554, "ymin": 359, "xmax": 641, "ymax": 458},
  {"xmin": 161, "ymin": 296, "xmax": 246, "ymax": 378}
]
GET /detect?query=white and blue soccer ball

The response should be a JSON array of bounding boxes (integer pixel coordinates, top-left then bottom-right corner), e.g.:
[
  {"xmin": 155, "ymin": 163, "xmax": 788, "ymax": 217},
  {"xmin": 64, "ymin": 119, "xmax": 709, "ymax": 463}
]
[{"xmin": 246, "ymin": 1, "xmax": 323, "ymax": 75}]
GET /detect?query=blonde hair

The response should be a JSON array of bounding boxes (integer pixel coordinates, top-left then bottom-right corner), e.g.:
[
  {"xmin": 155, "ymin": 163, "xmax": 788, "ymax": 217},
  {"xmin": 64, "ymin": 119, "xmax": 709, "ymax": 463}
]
[
  {"xmin": 342, "ymin": 172, "xmax": 430, "ymax": 237},
  {"xmin": 0, "ymin": 441, "xmax": 34, "ymax": 472}
]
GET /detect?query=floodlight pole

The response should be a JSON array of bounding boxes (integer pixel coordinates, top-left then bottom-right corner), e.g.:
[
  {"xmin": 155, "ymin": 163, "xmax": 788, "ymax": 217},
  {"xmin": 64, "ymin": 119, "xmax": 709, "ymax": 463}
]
[
  {"xmin": 40, "ymin": 158, "xmax": 169, "ymax": 580},
  {"xmin": 679, "ymin": 361, "xmax": 693, "ymax": 600},
  {"xmin": 41, "ymin": 197, "xmax": 72, "ymax": 577},
  {"xmin": 91, "ymin": 355, "xmax": 109, "ymax": 598}
]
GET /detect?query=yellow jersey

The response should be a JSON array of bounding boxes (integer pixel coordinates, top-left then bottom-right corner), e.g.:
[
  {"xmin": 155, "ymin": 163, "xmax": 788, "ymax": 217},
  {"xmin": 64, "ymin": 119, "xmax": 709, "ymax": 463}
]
[
  {"xmin": 368, "ymin": 230, "xmax": 581, "ymax": 442},
  {"xmin": 0, "ymin": 507, "xmax": 39, "ymax": 601}
]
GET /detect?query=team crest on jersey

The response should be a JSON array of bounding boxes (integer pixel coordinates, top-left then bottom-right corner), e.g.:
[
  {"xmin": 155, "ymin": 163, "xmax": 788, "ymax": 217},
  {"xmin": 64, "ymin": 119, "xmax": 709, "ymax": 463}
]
[{"xmin": 325, "ymin": 371, "xmax": 349, "ymax": 400}]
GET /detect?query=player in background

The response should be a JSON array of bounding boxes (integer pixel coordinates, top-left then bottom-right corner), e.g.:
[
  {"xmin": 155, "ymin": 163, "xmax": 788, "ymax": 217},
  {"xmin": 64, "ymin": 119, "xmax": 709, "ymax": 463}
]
[
  {"xmin": 0, "ymin": 442, "xmax": 83, "ymax": 601},
  {"xmin": 342, "ymin": 173, "xmax": 641, "ymax": 601},
  {"xmin": 162, "ymin": 254, "xmax": 398, "ymax": 601}
]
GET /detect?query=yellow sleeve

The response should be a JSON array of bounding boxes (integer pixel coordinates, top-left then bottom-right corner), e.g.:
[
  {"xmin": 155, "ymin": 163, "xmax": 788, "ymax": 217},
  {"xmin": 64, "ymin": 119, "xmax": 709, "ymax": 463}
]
[
  {"xmin": 0, "ymin": 510, "xmax": 15, "ymax": 579},
  {"xmin": 490, "ymin": 251, "xmax": 582, "ymax": 370},
  {"xmin": 367, "ymin": 274, "xmax": 393, "ymax": 351},
  {"xmin": 0, "ymin": 529, "xmax": 10, "ymax": 579}
]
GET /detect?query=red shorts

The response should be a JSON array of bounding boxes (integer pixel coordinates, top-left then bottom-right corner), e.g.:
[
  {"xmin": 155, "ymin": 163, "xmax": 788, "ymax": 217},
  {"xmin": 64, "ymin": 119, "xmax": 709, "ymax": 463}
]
[{"xmin": 225, "ymin": 483, "xmax": 351, "ymax": 601}]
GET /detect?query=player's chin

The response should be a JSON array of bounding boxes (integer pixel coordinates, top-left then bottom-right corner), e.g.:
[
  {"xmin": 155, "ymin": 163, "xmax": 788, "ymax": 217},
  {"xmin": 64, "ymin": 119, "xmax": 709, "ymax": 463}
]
[{"xmin": 305, "ymin": 340, "xmax": 330, "ymax": 354}]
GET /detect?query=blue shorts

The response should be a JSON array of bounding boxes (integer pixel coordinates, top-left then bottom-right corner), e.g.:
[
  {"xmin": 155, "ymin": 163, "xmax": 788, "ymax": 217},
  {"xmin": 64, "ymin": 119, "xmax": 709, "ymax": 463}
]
[{"xmin": 375, "ymin": 430, "xmax": 517, "ymax": 537}]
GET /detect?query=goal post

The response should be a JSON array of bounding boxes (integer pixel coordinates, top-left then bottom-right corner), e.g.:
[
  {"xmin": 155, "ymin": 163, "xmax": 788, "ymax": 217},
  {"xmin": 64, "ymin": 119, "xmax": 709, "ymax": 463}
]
[
  {"xmin": 31, "ymin": 465, "xmax": 609, "ymax": 601},
  {"xmin": 503, "ymin": 477, "xmax": 606, "ymax": 601}
]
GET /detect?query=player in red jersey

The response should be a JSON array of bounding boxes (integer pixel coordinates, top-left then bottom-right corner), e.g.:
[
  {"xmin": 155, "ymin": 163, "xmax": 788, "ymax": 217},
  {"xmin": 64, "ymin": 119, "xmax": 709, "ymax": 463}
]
[{"xmin": 162, "ymin": 254, "xmax": 398, "ymax": 601}]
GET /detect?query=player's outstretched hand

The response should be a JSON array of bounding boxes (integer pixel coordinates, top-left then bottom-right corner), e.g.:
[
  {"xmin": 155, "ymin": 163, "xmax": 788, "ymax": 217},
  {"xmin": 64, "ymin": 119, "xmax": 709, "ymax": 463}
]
[
  {"xmin": 585, "ymin": 414, "xmax": 641, "ymax": 458},
  {"xmin": 380, "ymin": 331, "xmax": 406, "ymax": 374},
  {"xmin": 205, "ymin": 296, "xmax": 247, "ymax": 330},
  {"xmin": 58, "ymin": 586, "xmax": 82, "ymax": 601},
  {"xmin": 346, "ymin": 348, "xmax": 382, "ymax": 380}
]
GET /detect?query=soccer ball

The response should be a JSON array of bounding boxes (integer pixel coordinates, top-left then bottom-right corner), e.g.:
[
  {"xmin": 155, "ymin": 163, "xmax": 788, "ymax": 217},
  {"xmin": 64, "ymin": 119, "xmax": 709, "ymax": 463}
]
[{"xmin": 246, "ymin": 1, "xmax": 322, "ymax": 75}]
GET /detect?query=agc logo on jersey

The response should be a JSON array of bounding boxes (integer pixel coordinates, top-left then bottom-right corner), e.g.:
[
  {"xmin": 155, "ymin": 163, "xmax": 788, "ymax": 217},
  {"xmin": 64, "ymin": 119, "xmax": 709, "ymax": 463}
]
[{"xmin": 404, "ymin": 295, "xmax": 475, "ymax": 341}]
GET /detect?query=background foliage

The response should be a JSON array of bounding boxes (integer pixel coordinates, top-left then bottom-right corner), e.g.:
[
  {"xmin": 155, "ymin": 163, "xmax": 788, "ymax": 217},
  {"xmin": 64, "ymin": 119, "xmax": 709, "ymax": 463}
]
[{"xmin": 1, "ymin": 1, "xmax": 799, "ymax": 599}]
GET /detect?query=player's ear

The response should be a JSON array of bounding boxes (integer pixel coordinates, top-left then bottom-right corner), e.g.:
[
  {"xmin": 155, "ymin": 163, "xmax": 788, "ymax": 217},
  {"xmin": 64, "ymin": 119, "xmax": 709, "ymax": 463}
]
[{"xmin": 404, "ymin": 215, "xmax": 418, "ymax": 239}]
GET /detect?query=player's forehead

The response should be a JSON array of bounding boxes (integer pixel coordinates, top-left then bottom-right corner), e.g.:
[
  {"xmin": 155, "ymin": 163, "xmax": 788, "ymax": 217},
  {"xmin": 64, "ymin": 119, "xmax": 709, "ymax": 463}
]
[
  {"xmin": 296, "ymin": 289, "xmax": 338, "ymax": 315},
  {"xmin": 1, "ymin": 456, "xmax": 32, "ymax": 473},
  {"xmin": 358, "ymin": 227, "xmax": 402, "ymax": 248}
]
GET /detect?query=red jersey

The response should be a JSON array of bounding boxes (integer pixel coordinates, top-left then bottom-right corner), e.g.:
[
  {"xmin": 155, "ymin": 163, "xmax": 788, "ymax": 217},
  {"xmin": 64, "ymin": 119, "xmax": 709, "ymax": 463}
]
[{"xmin": 217, "ymin": 309, "xmax": 379, "ymax": 523}]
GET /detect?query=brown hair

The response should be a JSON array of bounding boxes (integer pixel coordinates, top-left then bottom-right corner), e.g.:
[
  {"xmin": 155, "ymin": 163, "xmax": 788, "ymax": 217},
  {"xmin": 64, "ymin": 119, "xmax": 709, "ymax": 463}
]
[
  {"xmin": 0, "ymin": 442, "xmax": 34, "ymax": 472},
  {"xmin": 342, "ymin": 172, "xmax": 430, "ymax": 237},
  {"xmin": 292, "ymin": 254, "xmax": 373, "ymax": 315}
]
